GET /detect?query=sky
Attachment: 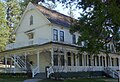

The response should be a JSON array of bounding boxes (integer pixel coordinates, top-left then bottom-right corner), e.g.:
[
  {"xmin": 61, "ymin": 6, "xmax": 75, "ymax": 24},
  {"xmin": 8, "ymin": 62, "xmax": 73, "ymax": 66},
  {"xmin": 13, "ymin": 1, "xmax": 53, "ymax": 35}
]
[{"xmin": 40, "ymin": 1, "xmax": 82, "ymax": 19}]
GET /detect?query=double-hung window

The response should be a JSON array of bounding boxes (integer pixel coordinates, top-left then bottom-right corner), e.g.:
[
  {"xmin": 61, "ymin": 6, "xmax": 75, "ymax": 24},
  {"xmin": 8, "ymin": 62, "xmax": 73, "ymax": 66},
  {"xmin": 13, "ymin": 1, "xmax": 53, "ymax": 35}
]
[
  {"xmin": 60, "ymin": 31, "xmax": 64, "ymax": 42},
  {"xmin": 30, "ymin": 15, "xmax": 33, "ymax": 25},
  {"xmin": 53, "ymin": 29, "xmax": 58, "ymax": 41}
]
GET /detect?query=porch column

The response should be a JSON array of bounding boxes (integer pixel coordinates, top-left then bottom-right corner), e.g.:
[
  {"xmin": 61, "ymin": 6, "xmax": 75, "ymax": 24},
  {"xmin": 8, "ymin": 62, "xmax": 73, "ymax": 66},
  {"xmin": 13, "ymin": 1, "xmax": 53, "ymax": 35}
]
[
  {"xmin": 118, "ymin": 57, "xmax": 120, "ymax": 81},
  {"xmin": 64, "ymin": 50, "xmax": 67, "ymax": 66},
  {"xmin": 105, "ymin": 56, "xmax": 107, "ymax": 66},
  {"xmin": 5, "ymin": 55, "xmax": 7, "ymax": 73},
  {"xmin": 10, "ymin": 57, "xmax": 12, "ymax": 73},
  {"xmin": 25, "ymin": 52, "xmax": 27, "ymax": 70},
  {"xmin": 95, "ymin": 56, "xmax": 97, "ymax": 66},
  {"xmin": 86, "ymin": 55, "xmax": 88, "ymax": 66},
  {"xmin": 98, "ymin": 56, "xmax": 101, "ymax": 66},
  {"xmin": 83, "ymin": 55, "xmax": 86, "ymax": 66},
  {"xmin": 110, "ymin": 57, "xmax": 112, "ymax": 67},
  {"xmin": 51, "ymin": 48, "xmax": 54, "ymax": 66},
  {"xmin": 75, "ymin": 53, "xmax": 78, "ymax": 66},
  {"xmin": 37, "ymin": 50, "xmax": 40, "ymax": 73},
  {"xmin": 13, "ymin": 54, "xmax": 16, "ymax": 73}
]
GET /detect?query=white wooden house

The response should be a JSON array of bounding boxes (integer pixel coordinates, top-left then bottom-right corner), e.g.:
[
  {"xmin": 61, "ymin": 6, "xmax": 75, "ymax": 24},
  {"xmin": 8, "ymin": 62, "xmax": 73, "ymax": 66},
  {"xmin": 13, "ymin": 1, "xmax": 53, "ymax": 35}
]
[{"xmin": 0, "ymin": 2, "xmax": 119, "ymax": 78}]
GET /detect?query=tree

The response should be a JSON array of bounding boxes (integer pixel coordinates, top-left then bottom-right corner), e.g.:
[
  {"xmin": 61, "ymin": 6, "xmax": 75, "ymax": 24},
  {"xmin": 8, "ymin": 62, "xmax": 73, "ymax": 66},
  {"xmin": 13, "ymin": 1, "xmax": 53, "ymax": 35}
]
[
  {"xmin": 5, "ymin": 0, "xmax": 22, "ymax": 43},
  {"xmin": 70, "ymin": 0, "xmax": 120, "ymax": 54},
  {"xmin": 0, "ymin": 2, "xmax": 10, "ymax": 51},
  {"xmin": 19, "ymin": 0, "xmax": 41, "ymax": 12}
]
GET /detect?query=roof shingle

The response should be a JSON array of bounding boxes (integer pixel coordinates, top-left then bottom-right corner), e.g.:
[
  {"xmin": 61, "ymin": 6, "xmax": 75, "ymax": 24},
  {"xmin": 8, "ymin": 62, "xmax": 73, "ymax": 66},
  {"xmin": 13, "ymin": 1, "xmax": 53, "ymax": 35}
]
[{"xmin": 34, "ymin": 4, "xmax": 72, "ymax": 27}]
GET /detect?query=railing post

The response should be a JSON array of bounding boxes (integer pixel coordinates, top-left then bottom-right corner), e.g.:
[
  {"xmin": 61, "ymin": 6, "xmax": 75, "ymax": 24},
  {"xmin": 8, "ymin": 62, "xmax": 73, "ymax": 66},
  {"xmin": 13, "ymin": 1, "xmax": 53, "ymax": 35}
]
[
  {"xmin": 25, "ymin": 52, "xmax": 27, "ymax": 70},
  {"xmin": 13, "ymin": 54, "xmax": 16, "ymax": 73},
  {"xmin": 37, "ymin": 50, "xmax": 40, "ymax": 73},
  {"xmin": 113, "ymin": 72, "xmax": 115, "ymax": 78},
  {"xmin": 51, "ymin": 48, "xmax": 54, "ymax": 66},
  {"xmin": 5, "ymin": 55, "xmax": 7, "ymax": 73}
]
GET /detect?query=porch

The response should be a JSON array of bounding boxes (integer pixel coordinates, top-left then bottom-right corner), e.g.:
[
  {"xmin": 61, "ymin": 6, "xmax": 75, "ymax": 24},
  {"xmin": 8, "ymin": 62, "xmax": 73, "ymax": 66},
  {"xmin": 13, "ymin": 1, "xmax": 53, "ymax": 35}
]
[{"xmin": 0, "ymin": 43, "xmax": 120, "ymax": 78}]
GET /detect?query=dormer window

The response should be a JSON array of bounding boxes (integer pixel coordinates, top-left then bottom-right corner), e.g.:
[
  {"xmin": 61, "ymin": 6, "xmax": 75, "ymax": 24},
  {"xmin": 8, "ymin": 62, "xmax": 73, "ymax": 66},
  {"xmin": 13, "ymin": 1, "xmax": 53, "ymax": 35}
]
[{"xmin": 30, "ymin": 15, "xmax": 33, "ymax": 25}]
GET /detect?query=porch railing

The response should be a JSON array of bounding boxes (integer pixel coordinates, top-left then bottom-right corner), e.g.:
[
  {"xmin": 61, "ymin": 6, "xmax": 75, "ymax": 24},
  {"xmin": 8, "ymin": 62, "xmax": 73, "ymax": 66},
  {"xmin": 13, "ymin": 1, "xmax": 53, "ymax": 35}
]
[
  {"xmin": 46, "ymin": 66, "xmax": 105, "ymax": 78},
  {"xmin": 32, "ymin": 66, "xmax": 39, "ymax": 77},
  {"xmin": 6, "ymin": 38, "xmax": 49, "ymax": 50},
  {"xmin": 104, "ymin": 67, "xmax": 119, "ymax": 78},
  {"xmin": 50, "ymin": 66, "xmax": 104, "ymax": 72},
  {"xmin": 47, "ymin": 66, "xmax": 54, "ymax": 78}
]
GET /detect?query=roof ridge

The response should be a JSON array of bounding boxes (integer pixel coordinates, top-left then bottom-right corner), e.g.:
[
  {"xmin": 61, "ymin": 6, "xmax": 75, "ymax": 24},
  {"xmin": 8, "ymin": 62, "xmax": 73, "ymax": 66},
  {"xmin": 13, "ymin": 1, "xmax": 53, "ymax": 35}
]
[{"xmin": 33, "ymin": 4, "xmax": 72, "ymax": 23}]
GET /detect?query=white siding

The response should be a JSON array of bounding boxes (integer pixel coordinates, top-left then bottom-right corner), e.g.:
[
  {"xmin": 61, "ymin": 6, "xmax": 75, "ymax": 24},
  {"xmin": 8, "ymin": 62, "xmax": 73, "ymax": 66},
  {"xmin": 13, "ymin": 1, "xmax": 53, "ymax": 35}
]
[{"xmin": 15, "ymin": 9, "xmax": 51, "ymax": 43}]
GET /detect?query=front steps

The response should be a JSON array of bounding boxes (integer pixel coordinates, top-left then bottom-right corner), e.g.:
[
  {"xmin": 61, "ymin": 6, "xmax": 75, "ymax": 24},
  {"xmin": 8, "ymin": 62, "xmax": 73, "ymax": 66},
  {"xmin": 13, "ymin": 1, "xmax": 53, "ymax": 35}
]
[
  {"xmin": 34, "ymin": 73, "xmax": 46, "ymax": 79},
  {"xmin": 104, "ymin": 67, "xmax": 119, "ymax": 78}
]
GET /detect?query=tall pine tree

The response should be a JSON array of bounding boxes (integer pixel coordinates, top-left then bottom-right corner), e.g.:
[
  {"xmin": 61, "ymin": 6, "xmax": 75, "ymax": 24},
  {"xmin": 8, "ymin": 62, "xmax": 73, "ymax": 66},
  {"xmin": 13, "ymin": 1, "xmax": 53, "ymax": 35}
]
[
  {"xmin": 6, "ymin": 0, "xmax": 21, "ymax": 43},
  {"xmin": 0, "ymin": 1, "xmax": 9, "ymax": 51}
]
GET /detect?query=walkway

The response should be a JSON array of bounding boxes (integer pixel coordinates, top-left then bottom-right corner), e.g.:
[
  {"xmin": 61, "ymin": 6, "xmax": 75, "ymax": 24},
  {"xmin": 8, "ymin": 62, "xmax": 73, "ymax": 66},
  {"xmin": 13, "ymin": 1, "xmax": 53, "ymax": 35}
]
[{"xmin": 23, "ymin": 79, "xmax": 42, "ymax": 82}]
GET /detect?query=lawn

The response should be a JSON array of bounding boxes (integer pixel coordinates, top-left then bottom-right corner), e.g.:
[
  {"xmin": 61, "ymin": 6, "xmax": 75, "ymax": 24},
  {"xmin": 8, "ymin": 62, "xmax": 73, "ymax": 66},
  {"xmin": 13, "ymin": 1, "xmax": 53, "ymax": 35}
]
[
  {"xmin": 0, "ymin": 77, "xmax": 28, "ymax": 82},
  {"xmin": 40, "ymin": 78, "xmax": 106, "ymax": 82}
]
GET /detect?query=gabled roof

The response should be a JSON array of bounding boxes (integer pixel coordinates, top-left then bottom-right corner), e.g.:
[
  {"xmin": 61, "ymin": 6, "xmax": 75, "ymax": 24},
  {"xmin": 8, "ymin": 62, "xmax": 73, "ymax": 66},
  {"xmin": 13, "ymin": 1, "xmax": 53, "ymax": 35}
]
[
  {"xmin": 15, "ymin": 2, "xmax": 73, "ymax": 33},
  {"xmin": 34, "ymin": 4, "xmax": 72, "ymax": 27}
]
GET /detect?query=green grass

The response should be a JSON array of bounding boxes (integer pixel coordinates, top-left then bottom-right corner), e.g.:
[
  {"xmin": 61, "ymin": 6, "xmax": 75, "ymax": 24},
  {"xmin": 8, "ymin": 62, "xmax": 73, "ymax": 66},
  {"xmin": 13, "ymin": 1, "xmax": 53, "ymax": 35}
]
[
  {"xmin": 64, "ymin": 78, "xmax": 105, "ymax": 82},
  {"xmin": 0, "ymin": 77, "xmax": 28, "ymax": 82},
  {"xmin": 40, "ymin": 78, "xmax": 106, "ymax": 82}
]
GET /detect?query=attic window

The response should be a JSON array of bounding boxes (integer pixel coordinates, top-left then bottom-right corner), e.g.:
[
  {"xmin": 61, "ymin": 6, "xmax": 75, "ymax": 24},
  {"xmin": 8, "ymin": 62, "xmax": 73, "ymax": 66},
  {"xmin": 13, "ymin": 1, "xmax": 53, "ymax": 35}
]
[
  {"xmin": 27, "ymin": 33, "xmax": 34, "ymax": 39},
  {"xmin": 30, "ymin": 15, "xmax": 33, "ymax": 25}
]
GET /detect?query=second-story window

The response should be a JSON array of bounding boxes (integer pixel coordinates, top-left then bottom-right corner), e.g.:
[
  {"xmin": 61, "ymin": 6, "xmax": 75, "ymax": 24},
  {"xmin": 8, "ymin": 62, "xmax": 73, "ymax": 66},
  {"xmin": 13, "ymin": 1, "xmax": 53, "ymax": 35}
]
[
  {"xmin": 60, "ymin": 31, "xmax": 64, "ymax": 42},
  {"xmin": 53, "ymin": 29, "xmax": 58, "ymax": 41},
  {"xmin": 30, "ymin": 15, "xmax": 33, "ymax": 25},
  {"xmin": 27, "ymin": 33, "xmax": 34, "ymax": 39},
  {"xmin": 72, "ymin": 34, "xmax": 76, "ymax": 44}
]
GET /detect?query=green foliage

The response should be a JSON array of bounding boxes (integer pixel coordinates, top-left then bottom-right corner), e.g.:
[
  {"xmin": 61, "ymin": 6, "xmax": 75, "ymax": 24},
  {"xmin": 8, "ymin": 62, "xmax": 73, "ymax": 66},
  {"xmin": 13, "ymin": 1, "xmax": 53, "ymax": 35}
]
[
  {"xmin": 70, "ymin": 0, "xmax": 120, "ymax": 54},
  {"xmin": 0, "ymin": 2, "xmax": 10, "ymax": 51},
  {"xmin": 6, "ymin": 0, "xmax": 21, "ymax": 29},
  {"xmin": 6, "ymin": 0, "xmax": 22, "ymax": 43}
]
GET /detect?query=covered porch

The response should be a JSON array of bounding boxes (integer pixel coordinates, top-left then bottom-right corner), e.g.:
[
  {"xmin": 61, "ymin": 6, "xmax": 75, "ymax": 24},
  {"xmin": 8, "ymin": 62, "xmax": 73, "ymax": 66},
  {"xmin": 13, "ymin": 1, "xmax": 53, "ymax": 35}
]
[{"xmin": 0, "ymin": 43, "xmax": 119, "ymax": 78}]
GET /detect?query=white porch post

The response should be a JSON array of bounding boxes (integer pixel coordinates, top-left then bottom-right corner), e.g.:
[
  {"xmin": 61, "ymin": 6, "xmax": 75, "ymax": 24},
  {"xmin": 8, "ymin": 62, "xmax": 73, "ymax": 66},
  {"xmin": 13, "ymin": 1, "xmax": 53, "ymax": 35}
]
[
  {"xmin": 37, "ymin": 50, "xmax": 40, "ymax": 73},
  {"xmin": 110, "ymin": 57, "xmax": 112, "ymax": 67},
  {"xmin": 51, "ymin": 48, "xmax": 54, "ymax": 66},
  {"xmin": 64, "ymin": 50, "xmax": 67, "ymax": 66},
  {"xmin": 86, "ymin": 55, "xmax": 88, "ymax": 66},
  {"xmin": 13, "ymin": 54, "xmax": 16, "ymax": 73},
  {"xmin": 98, "ymin": 56, "xmax": 101, "ymax": 66},
  {"xmin": 105, "ymin": 56, "xmax": 107, "ymax": 66},
  {"xmin": 118, "ymin": 56, "xmax": 120, "ymax": 82},
  {"xmin": 25, "ymin": 52, "xmax": 27, "ymax": 70},
  {"xmin": 5, "ymin": 55, "xmax": 7, "ymax": 73}
]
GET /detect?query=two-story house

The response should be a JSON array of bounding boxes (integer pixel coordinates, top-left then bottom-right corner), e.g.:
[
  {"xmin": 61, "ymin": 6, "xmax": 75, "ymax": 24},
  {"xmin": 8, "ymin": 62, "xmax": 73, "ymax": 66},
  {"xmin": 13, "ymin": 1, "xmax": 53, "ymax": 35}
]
[{"xmin": 0, "ymin": 2, "xmax": 119, "ymax": 78}]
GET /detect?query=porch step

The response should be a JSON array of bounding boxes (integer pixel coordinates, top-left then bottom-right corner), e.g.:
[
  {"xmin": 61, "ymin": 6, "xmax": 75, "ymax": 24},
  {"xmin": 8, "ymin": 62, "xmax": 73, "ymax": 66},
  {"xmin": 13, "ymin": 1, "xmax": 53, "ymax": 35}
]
[
  {"xmin": 104, "ymin": 67, "xmax": 119, "ymax": 78},
  {"xmin": 34, "ymin": 73, "xmax": 46, "ymax": 79}
]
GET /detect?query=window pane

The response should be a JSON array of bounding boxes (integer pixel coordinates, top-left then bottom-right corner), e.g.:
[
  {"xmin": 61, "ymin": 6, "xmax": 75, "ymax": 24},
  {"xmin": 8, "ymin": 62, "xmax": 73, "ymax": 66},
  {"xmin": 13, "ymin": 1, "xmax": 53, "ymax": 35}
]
[
  {"xmin": 73, "ymin": 54, "xmax": 76, "ymax": 66},
  {"xmin": 68, "ymin": 57, "xmax": 71, "ymax": 66},
  {"xmin": 79, "ymin": 54, "xmax": 82, "ymax": 66},
  {"xmin": 60, "ymin": 31, "xmax": 64, "ymax": 42},
  {"xmin": 30, "ymin": 15, "xmax": 33, "ymax": 25},
  {"xmin": 67, "ymin": 52, "xmax": 71, "ymax": 66},
  {"xmin": 60, "ymin": 55, "xmax": 65, "ymax": 66},
  {"xmin": 53, "ymin": 29, "xmax": 58, "ymax": 41},
  {"xmin": 54, "ymin": 54, "xmax": 58, "ymax": 66}
]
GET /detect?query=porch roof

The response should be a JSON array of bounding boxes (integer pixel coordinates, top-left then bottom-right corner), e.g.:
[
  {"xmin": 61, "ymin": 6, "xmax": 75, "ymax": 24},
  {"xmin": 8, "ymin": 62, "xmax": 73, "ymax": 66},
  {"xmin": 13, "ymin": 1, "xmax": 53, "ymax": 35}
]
[{"xmin": 0, "ymin": 42, "xmax": 81, "ymax": 55}]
